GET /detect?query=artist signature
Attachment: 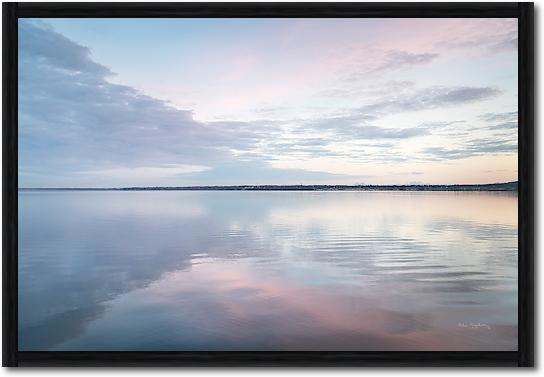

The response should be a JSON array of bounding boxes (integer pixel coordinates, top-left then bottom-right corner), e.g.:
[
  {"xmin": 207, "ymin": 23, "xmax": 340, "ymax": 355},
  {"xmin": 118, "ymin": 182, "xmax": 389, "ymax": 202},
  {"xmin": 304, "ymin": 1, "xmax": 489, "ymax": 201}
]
[{"xmin": 458, "ymin": 322, "xmax": 491, "ymax": 330}]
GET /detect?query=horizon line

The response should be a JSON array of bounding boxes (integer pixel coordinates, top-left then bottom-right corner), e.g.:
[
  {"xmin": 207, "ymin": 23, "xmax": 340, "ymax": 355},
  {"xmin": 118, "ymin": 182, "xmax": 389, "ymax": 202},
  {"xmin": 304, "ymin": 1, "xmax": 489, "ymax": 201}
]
[{"xmin": 18, "ymin": 181, "xmax": 518, "ymax": 191}]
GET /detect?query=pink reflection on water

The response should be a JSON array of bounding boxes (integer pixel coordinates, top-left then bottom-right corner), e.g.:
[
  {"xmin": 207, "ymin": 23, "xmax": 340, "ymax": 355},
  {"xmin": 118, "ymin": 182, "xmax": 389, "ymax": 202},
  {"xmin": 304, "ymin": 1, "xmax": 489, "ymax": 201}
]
[{"xmin": 85, "ymin": 257, "xmax": 516, "ymax": 351}]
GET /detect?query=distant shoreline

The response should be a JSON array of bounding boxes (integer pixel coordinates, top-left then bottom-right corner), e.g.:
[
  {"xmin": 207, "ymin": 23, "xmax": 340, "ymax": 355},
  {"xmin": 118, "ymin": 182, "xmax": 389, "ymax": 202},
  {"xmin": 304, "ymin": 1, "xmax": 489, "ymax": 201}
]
[{"xmin": 19, "ymin": 182, "xmax": 518, "ymax": 192}]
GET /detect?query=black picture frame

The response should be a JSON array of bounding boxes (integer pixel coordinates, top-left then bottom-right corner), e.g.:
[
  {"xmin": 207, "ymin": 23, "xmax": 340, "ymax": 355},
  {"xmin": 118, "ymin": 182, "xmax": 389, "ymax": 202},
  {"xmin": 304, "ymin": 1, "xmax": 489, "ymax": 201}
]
[{"xmin": 2, "ymin": 2, "xmax": 534, "ymax": 367}]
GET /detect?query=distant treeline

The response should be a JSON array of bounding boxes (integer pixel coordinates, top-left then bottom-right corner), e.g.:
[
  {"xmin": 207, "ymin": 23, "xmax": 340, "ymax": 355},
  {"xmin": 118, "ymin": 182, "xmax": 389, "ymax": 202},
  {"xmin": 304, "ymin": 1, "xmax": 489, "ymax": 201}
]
[{"xmin": 21, "ymin": 181, "xmax": 518, "ymax": 192}]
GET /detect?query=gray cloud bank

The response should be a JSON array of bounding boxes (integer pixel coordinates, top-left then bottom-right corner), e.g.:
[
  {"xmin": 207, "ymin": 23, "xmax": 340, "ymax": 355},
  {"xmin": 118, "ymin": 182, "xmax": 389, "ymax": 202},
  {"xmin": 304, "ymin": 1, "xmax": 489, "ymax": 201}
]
[{"xmin": 19, "ymin": 21, "xmax": 281, "ymax": 186}]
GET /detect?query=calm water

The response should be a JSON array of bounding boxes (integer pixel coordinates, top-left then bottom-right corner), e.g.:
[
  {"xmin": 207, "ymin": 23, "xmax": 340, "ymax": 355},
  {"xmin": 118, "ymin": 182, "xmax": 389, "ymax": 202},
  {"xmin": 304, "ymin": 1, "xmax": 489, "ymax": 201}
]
[{"xmin": 18, "ymin": 191, "xmax": 518, "ymax": 351}]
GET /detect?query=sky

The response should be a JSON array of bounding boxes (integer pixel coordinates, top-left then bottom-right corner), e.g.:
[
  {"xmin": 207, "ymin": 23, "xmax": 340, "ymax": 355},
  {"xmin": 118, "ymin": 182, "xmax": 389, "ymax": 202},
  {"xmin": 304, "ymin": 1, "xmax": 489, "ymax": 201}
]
[{"xmin": 18, "ymin": 18, "xmax": 518, "ymax": 187}]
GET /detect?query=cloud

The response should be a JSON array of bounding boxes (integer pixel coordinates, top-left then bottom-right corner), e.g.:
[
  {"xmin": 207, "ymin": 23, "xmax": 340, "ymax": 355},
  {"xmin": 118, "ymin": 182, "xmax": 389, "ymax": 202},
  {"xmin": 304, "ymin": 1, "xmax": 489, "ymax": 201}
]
[
  {"xmin": 443, "ymin": 19, "xmax": 518, "ymax": 53},
  {"xmin": 351, "ymin": 126, "xmax": 430, "ymax": 139},
  {"xmin": 370, "ymin": 50, "xmax": 439, "ymax": 74},
  {"xmin": 478, "ymin": 111, "xmax": 517, "ymax": 131},
  {"xmin": 361, "ymin": 86, "xmax": 501, "ymax": 115},
  {"xmin": 19, "ymin": 20, "xmax": 112, "ymax": 77},
  {"xmin": 297, "ymin": 86, "xmax": 500, "ymax": 145},
  {"xmin": 300, "ymin": 112, "xmax": 429, "ymax": 140},
  {"xmin": 479, "ymin": 111, "xmax": 517, "ymax": 123},
  {"xmin": 18, "ymin": 21, "xmax": 281, "ymax": 186},
  {"xmin": 423, "ymin": 139, "xmax": 517, "ymax": 160},
  {"xmin": 488, "ymin": 122, "xmax": 518, "ymax": 130},
  {"xmin": 343, "ymin": 50, "xmax": 439, "ymax": 83},
  {"xmin": 292, "ymin": 85, "xmax": 497, "ymax": 143}
]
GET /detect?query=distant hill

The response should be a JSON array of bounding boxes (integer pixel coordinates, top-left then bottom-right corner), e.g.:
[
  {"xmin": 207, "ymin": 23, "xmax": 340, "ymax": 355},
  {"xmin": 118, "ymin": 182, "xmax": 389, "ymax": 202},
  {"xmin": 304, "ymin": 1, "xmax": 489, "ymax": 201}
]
[{"xmin": 20, "ymin": 181, "xmax": 519, "ymax": 192}]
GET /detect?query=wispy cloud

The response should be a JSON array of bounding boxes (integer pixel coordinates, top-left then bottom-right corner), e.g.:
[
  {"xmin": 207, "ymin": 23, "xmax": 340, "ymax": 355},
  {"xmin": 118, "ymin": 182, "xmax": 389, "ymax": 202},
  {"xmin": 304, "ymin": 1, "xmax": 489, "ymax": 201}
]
[
  {"xmin": 423, "ymin": 139, "xmax": 517, "ymax": 161},
  {"xmin": 479, "ymin": 111, "xmax": 517, "ymax": 123},
  {"xmin": 360, "ymin": 86, "xmax": 501, "ymax": 115},
  {"xmin": 376, "ymin": 50, "xmax": 439, "ymax": 72},
  {"xmin": 441, "ymin": 19, "xmax": 518, "ymax": 53},
  {"xmin": 478, "ymin": 111, "xmax": 518, "ymax": 131},
  {"xmin": 345, "ymin": 50, "xmax": 440, "ymax": 81}
]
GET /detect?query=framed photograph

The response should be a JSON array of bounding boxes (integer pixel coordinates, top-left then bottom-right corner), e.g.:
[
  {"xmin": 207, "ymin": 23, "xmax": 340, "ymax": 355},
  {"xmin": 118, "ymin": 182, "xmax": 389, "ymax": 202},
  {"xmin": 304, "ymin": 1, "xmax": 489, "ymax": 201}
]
[{"xmin": 3, "ymin": 2, "xmax": 534, "ymax": 367}]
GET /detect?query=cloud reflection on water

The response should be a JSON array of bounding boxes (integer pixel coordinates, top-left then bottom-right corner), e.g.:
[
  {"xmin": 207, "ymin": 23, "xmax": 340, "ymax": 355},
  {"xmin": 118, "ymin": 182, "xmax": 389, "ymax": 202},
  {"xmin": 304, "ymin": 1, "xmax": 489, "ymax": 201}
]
[{"xmin": 19, "ymin": 191, "xmax": 517, "ymax": 350}]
